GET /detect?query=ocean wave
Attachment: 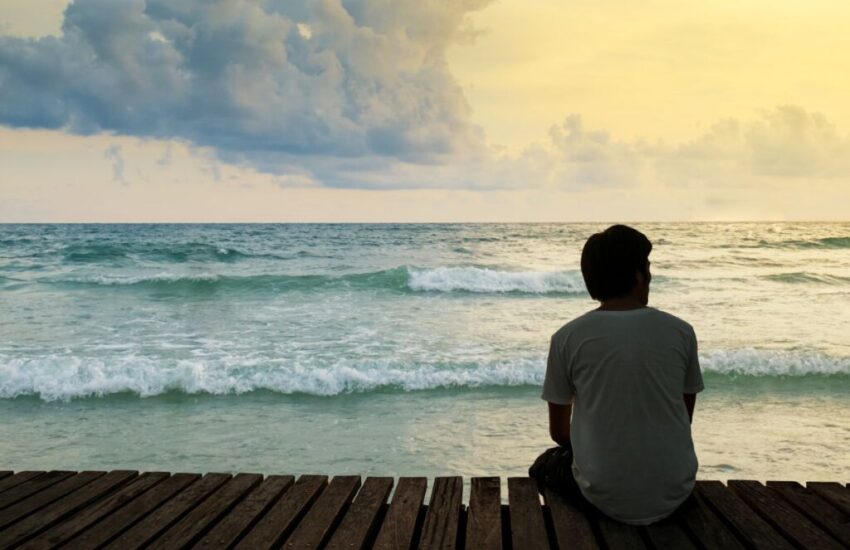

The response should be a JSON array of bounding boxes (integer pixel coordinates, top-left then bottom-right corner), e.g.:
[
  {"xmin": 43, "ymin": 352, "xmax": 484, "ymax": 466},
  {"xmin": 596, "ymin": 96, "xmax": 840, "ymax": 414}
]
[
  {"xmin": 407, "ymin": 267, "xmax": 585, "ymax": 294},
  {"xmin": 783, "ymin": 236, "xmax": 850, "ymax": 249},
  {"xmin": 1, "ymin": 349, "xmax": 848, "ymax": 401},
  {"xmin": 763, "ymin": 272, "xmax": 850, "ymax": 285},
  {"xmin": 717, "ymin": 236, "xmax": 850, "ymax": 250},
  {"xmin": 701, "ymin": 349, "xmax": 850, "ymax": 377},
  {"xmin": 0, "ymin": 355, "xmax": 545, "ymax": 401},
  {"xmin": 55, "ymin": 242, "xmax": 331, "ymax": 264},
  {"xmin": 45, "ymin": 267, "xmax": 587, "ymax": 295}
]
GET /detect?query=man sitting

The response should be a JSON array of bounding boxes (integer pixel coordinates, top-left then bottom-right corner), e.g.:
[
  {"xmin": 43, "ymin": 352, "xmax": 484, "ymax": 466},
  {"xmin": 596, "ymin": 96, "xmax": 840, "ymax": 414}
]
[{"xmin": 530, "ymin": 224, "xmax": 704, "ymax": 525}]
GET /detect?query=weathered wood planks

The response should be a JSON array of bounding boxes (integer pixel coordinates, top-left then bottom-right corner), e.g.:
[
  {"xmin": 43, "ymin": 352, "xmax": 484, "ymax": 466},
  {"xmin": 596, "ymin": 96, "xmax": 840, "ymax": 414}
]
[
  {"xmin": 728, "ymin": 479, "xmax": 843, "ymax": 549},
  {"xmin": 466, "ymin": 477, "xmax": 502, "ymax": 550},
  {"xmin": 543, "ymin": 487, "xmax": 598, "ymax": 550},
  {"xmin": 0, "ymin": 472, "xmax": 847, "ymax": 549},
  {"xmin": 372, "ymin": 476, "xmax": 427, "ymax": 550},
  {"xmin": 283, "ymin": 475, "xmax": 361, "ymax": 549},
  {"xmin": 235, "ymin": 474, "xmax": 327, "ymax": 550},
  {"xmin": 508, "ymin": 477, "xmax": 549, "ymax": 550},
  {"xmin": 1, "ymin": 470, "xmax": 137, "ymax": 549},
  {"xmin": 23, "ymin": 472, "xmax": 169, "ymax": 549},
  {"xmin": 767, "ymin": 481, "xmax": 850, "ymax": 547},
  {"xmin": 326, "ymin": 476, "xmax": 394, "ymax": 550},
  {"xmin": 696, "ymin": 479, "xmax": 795, "ymax": 549},
  {"xmin": 63, "ymin": 472, "xmax": 199, "ymax": 549},
  {"xmin": 197, "ymin": 474, "xmax": 294, "ymax": 548},
  {"xmin": 418, "ymin": 476, "xmax": 463, "ymax": 550}
]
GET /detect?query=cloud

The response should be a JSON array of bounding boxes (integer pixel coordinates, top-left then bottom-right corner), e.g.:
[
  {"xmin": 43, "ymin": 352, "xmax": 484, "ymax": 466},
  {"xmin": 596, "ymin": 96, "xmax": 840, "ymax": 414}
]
[
  {"xmin": 103, "ymin": 144, "xmax": 126, "ymax": 184},
  {"xmin": 0, "ymin": 0, "xmax": 489, "ymax": 165},
  {"xmin": 1, "ymin": 2, "xmax": 848, "ymax": 192},
  {"xmin": 664, "ymin": 105, "xmax": 850, "ymax": 184},
  {"xmin": 255, "ymin": 106, "xmax": 850, "ymax": 191}
]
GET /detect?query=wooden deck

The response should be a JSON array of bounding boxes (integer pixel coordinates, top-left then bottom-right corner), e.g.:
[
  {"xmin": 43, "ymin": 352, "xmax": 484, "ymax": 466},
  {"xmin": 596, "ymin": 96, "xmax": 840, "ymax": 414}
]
[{"xmin": 0, "ymin": 471, "xmax": 848, "ymax": 549}]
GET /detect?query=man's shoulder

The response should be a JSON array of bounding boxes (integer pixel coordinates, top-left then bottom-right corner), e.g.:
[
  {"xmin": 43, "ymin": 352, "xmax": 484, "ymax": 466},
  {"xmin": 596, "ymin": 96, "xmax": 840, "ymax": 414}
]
[
  {"xmin": 551, "ymin": 310, "xmax": 601, "ymax": 340},
  {"xmin": 649, "ymin": 308, "xmax": 696, "ymax": 333},
  {"xmin": 551, "ymin": 308, "xmax": 695, "ymax": 340}
]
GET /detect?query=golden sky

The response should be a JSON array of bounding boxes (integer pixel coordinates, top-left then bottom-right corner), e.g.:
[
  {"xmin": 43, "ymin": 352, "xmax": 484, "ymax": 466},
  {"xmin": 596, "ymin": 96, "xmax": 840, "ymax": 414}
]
[{"xmin": 1, "ymin": 0, "xmax": 849, "ymax": 221}]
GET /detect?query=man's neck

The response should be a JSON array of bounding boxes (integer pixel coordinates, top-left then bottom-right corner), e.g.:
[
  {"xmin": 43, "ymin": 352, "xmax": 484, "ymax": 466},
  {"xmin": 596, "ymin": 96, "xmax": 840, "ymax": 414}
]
[{"xmin": 597, "ymin": 297, "xmax": 647, "ymax": 311}]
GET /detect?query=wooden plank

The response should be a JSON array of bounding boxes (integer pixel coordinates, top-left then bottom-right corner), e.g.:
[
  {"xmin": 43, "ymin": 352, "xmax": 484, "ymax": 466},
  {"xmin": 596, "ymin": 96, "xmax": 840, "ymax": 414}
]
[
  {"xmin": 373, "ymin": 477, "xmax": 428, "ymax": 550},
  {"xmin": 154, "ymin": 473, "xmax": 263, "ymax": 548},
  {"xmin": 808, "ymin": 482, "xmax": 850, "ymax": 516},
  {"xmin": 63, "ymin": 473, "xmax": 200, "ymax": 550},
  {"xmin": 196, "ymin": 475, "xmax": 295, "ymax": 549},
  {"xmin": 729, "ymin": 480, "xmax": 843, "ymax": 549},
  {"xmin": 283, "ymin": 475, "xmax": 361, "ymax": 549},
  {"xmin": 507, "ymin": 477, "xmax": 548, "ymax": 550},
  {"xmin": 673, "ymin": 493, "xmax": 745, "ymax": 550},
  {"xmin": 644, "ymin": 517, "xmax": 698, "ymax": 550},
  {"xmin": 326, "ymin": 477, "xmax": 394, "ymax": 550},
  {"xmin": 0, "ymin": 471, "xmax": 103, "ymax": 531},
  {"xmin": 235, "ymin": 475, "xmax": 327, "ymax": 550},
  {"xmin": 0, "ymin": 470, "xmax": 137, "ymax": 549},
  {"xmin": 0, "ymin": 471, "xmax": 75, "ymax": 511},
  {"xmin": 768, "ymin": 481, "xmax": 850, "ymax": 547},
  {"xmin": 21, "ymin": 472, "xmax": 169, "ymax": 550},
  {"xmin": 696, "ymin": 480, "xmax": 793, "ymax": 549},
  {"xmin": 418, "ymin": 476, "xmax": 463, "ymax": 550},
  {"xmin": 103, "ymin": 472, "xmax": 231, "ymax": 549},
  {"xmin": 594, "ymin": 514, "xmax": 645, "ymax": 550},
  {"xmin": 543, "ymin": 488, "xmax": 597, "ymax": 550},
  {"xmin": 0, "ymin": 473, "xmax": 46, "ymax": 498},
  {"xmin": 465, "ymin": 477, "xmax": 502, "ymax": 550}
]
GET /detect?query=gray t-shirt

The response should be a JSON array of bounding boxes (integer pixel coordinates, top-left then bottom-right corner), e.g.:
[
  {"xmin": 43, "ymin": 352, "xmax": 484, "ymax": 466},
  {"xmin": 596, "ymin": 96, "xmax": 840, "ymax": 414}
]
[{"xmin": 542, "ymin": 307, "xmax": 704, "ymax": 525}]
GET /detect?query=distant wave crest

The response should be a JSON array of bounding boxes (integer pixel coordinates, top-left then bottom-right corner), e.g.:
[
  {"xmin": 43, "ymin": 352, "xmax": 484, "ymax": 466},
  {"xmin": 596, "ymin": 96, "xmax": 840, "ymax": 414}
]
[
  {"xmin": 763, "ymin": 272, "xmax": 850, "ymax": 285},
  {"xmin": 46, "ymin": 267, "xmax": 587, "ymax": 295},
  {"xmin": 701, "ymin": 349, "xmax": 850, "ymax": 377},
  {"xmin": 57, "ymin": 242, "xmax": 333, "ymax": 263},
  {"xmin": 719, "ymin": 236, "xmax": 850, "ymax": 250},
  {"xmin": 407, "ymin": 267, "xmax": 586, "ymax": 294},
  {"xmin": 783, "ymin": 236, "xmax": 850, "ymax": 249},
  {"xmin": 1, "ymin": 349, "xmax": 848, "ymax": 401}
]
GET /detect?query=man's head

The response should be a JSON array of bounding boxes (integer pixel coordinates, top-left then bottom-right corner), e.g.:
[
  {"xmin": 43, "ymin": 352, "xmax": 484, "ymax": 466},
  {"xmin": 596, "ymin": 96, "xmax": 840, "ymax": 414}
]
[{"xmin": 580, "ymin": 225, "xmax": 652, "ymax": 303}]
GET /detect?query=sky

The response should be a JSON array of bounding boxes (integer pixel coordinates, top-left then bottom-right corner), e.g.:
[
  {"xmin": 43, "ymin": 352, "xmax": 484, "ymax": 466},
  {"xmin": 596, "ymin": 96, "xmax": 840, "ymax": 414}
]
[{"xmin": 1, "ymin": 0, "xmax": 849, "ymax": 222}]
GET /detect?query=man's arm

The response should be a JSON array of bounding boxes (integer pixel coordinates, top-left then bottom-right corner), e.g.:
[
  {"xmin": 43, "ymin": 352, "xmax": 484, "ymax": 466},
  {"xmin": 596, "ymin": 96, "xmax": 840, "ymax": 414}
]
[
  {"xmin": 683, "ymin": 393, "xmax": 696, "ymax": 423},
  {"xmin": 548, "ymin": 401, "xmax": 572, "ymax": 446}
]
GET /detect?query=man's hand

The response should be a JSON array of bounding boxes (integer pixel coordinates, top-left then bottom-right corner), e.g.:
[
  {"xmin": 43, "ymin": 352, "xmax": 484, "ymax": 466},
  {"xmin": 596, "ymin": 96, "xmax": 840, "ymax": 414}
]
[{"xmin": 548, "ymin": 401, "xmax": 572, "ymax": 447}]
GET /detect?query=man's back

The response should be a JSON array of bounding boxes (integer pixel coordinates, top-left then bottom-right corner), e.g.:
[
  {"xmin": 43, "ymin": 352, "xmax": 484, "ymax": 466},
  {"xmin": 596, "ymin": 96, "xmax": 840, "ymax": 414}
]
[{"xmin": 542, "ymin": 307, "xmax": 704, "ymax": 524}]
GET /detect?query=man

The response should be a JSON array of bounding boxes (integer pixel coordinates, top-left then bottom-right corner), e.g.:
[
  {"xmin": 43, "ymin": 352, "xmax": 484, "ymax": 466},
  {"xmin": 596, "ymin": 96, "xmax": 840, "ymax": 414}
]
[{"xmin": 530, "ymin": 224, "xmax": 704, "ymax": 525}]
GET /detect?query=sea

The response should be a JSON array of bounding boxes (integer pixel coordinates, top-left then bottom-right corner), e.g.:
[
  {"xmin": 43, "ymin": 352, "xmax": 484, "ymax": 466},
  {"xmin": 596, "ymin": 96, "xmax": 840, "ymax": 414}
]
[{"xmin": 1, "ymin": 223, "xmax": 848, "ymax": 485}]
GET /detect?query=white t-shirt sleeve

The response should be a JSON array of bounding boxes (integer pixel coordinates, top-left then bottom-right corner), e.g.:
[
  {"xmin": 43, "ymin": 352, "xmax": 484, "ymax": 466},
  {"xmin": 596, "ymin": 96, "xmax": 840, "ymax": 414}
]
[
  {"xmin": 542, "ymin": 333, "xmax": 575, "ymax": 404},
  {"xmin": 683, "ymin": 328, "xmax": 705, "ymax": 393}
]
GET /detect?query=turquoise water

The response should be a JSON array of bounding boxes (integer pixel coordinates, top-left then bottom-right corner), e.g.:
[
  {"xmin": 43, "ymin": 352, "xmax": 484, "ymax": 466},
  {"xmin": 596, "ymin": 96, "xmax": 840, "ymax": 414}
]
[{"xmin": 1, "ymin": 223, "xmax": 848, "ymax": 482}]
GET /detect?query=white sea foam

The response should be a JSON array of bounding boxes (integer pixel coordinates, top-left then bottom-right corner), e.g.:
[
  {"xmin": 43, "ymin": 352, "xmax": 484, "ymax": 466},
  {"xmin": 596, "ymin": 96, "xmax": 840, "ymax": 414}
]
[
  {"xmin": 0, "ymin": 354, "xmax": 546, "ymax": 401},
  {"xmin": 407, "ymin": 267, "xmax": 586, "ymax": 294},
  {"xmin": 59, "ymin": 273, "xmax": 222, "ymax": 285},
  {"xmin": 701, "ymin": 349, "xmax": 850, "ymax": 377},
  {"xmin": 1, "ymin": 349, "xmax": 848, "ymax": 401}
]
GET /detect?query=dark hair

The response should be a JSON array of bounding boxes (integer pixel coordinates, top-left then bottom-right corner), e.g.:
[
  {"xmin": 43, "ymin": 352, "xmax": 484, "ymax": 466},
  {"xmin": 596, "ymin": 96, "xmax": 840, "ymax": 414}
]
[{"xmin": 580, "ymin": 224, "xmax": 652, "ymax": 301}]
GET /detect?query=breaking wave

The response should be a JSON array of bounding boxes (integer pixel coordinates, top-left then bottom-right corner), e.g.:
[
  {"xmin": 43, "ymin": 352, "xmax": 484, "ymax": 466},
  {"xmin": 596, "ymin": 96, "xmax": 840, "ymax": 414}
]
[
  {"xmin": 45, "ymin": 267, "xmax": 588, "ymax": 295},
  {"xmin": 406, "ymin": 267, "xmax": 586, "ymax": 294},
  {"xmin": 1, "ymin": 349, "xmax": 847, "ymax": 401}
]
